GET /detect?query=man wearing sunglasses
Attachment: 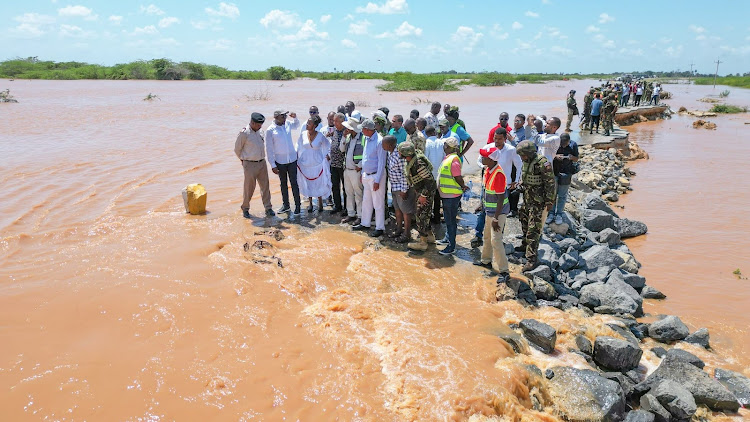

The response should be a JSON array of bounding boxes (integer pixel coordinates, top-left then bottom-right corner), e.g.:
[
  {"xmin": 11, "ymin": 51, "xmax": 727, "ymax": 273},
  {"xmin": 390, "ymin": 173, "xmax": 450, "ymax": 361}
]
[{"xmin": 486, "ymin": 112, "xmax": 512, "ymax": 144}]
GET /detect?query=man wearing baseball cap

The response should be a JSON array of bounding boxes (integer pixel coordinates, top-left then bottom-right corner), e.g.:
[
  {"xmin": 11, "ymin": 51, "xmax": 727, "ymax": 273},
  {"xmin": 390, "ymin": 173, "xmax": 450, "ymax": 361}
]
[
  {"xmin": 235, "ymin": 112, "xmax": 274, "ymax": 218},
  {"xmin": 473, "ymin": 146, "xmax": 510, "ymax": 284},
  {"xmin": 265, "ymin": 109, "xmax": 301, "ymax": 215}
]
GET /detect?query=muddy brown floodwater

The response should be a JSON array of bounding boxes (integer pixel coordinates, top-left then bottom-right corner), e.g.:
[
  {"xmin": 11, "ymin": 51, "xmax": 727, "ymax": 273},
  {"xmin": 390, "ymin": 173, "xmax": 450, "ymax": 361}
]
[{"xmin": 1, "ymin": 78, "xmax": 748, "ymax": 420}]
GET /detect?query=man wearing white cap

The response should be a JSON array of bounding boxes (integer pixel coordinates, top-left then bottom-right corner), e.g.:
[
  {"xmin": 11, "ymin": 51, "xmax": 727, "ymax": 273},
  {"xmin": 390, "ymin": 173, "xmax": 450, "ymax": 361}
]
[
  {"xmin": 353, "ymin": 118, "xmax": 387, "ymax": 237},
  {"xmin": 340, "ymin": 117, "xmax": 365, "ymax": 225},
  {"xmin": 265, "ymin": 109, "xmax": 301, "ymax": 215}
]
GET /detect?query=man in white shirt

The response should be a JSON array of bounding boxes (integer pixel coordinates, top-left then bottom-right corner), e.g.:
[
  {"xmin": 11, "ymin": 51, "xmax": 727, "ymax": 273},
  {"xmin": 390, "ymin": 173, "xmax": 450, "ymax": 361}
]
[
  {"xmin": 340, "ymin": 117, "xmax": 364, "ymax": 225},
  {"xmin": 265, "ymin": 109, "xmax": 301, "ymax": 215},
  {"xmin": 471, "ymin": 127, "xmax": 522, "ymax": 247},
  {"xmin": 423, "ymin": 126, "xmax": 445, "ymax": 225},
  {"xmin": 535, "ymin": 117, "xmax": 561, "ymax": 165},
  {"xmin": 424, "ymin": 101, "xmax": 441, "ymax": 130}
]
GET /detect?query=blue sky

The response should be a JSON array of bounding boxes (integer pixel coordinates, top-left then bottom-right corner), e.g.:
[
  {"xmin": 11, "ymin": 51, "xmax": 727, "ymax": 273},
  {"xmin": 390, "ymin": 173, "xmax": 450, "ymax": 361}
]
[{"xmin": 1, "ymin": 0, "xmax": 748, "ymax": 74}]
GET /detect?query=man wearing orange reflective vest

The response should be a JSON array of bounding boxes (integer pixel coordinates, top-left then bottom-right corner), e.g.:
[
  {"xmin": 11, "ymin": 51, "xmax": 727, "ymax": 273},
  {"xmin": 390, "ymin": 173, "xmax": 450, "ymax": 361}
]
[{"xmin": 473, "ymin": 146, "xmax": 511, "ymax": 284}]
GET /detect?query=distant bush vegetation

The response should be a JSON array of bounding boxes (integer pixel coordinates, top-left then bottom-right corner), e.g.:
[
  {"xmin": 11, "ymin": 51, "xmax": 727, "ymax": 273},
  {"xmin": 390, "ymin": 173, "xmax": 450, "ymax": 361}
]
[
  {"xmin": 709, "ymin": 104, "xmax": 748, "ymax": 113},
  {"xmin": 694, "ymin": 76, "xmax": 750, "ymax": 89},
  {"xmin": 0, "ymin": 57, "xmax": 602, "ymax": 91}
]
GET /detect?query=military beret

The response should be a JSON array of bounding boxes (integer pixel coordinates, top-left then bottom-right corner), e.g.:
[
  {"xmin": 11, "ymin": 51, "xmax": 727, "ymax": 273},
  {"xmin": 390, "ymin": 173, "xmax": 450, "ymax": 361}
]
[
  {"xmin": 397, "ymin": 141, "xmax": 416, "ymax": 157},
  {"xmin": 251, "ymin": 112, "xmax": 265, "ymax": 123}
]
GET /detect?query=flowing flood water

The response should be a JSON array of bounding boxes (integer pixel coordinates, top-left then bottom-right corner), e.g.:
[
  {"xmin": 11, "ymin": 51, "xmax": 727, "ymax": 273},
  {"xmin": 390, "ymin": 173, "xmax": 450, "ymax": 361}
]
[{"xmin": 1, "ymin": 78, "xmax": 748, "ymax": 420}]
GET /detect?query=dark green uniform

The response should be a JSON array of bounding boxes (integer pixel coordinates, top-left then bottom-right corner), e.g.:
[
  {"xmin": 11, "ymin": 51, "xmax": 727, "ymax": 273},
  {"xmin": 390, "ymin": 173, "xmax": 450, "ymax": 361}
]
[
  {"xmin": 517, "ymin": 141, "xmax": 555, "ymax": 266},
  {"xmin": 400, "ymin": 143, "xmax": 437, "ymax": 238},
  {"xmin": 566, "ymin": 94, "xmax": 578, "ymax": 131},
  {"xmin": 581, "ymin": 92, "xmax": 593, "ymax": 130},
  {"xmin": 602, "ymin": 95, "xmax": 617, "ymax": 135}
]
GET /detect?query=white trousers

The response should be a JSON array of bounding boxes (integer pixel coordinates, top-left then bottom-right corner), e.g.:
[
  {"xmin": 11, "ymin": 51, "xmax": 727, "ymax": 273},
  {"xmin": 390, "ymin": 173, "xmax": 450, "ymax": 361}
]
[
  {"xmin": 344, "ymin": 169, "xmax": 364, "ymax": 218},
  {"xmin": 361, "ymin": 171, "xmax": 387, "ymax": 230}
]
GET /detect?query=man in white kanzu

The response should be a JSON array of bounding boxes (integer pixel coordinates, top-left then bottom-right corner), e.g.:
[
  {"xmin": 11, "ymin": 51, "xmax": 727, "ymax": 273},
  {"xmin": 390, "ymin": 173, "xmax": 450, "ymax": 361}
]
[
  {"xmin": 352, "ymin": 118, "xmax": 387, "ymax": 237},
  {"xmin": 265, "ymin": 109, "xmax": 301, "ymax": 215}
]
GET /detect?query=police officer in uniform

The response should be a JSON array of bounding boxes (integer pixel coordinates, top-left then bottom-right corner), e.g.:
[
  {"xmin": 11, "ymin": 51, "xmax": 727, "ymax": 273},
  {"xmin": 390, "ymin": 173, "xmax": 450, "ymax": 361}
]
[
  {"xmin": 515, "ymin": 140, "xmax": 555, "ymax": 272},
  {"xmin": 602, "ymin": 93, "xmax": 618, "ymax": 136},
  {"xmin": 235, "ymin": 112, "xmax": 275, "ymax": 218}
]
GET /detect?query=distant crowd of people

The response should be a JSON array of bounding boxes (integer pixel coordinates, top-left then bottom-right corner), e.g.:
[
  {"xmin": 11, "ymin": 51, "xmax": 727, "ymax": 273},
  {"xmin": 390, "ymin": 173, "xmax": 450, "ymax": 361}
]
[{"xmin": 234, "ymin": 100, "xmax": 579, "ymax": 282}]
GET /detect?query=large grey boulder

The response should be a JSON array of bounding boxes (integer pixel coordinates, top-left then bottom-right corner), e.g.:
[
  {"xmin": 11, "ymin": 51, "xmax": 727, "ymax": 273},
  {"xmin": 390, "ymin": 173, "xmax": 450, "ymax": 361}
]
[
  {"xmin": 684, "ymin": 328, "xmax": 710, "ymax": 349},
  {"xmin": 525, "ymin": 264, "xmax": 552, "ymax": 282},
  {"xmin": 576, "ymin": 334, "xmax": 593, "ymax": 355},
  {"xmin": 583, "ymin": 191, "xmax": 619, "ymax": 217},
  {"xmin": 530, "ymin": 276, "xmax": 557, "ymax": 301},
  {"xmin": 495, "ymin": 325, "xmax": 530, "ymax": 355},
  {"xmin": 639, "ymin": 359, "xmax": 739, "ymax": 412},
  {"xmin": 594, "ymin": 336, "xmax": 643, "ymax": 372},
  {"xmin": 519, "ymin": 319, "xmax": 556, "ymax": 353},
  {"xmin": 652, "ymin": 379, "xmax": 697, "ymax": 420},
  {"xmin": 664, "ymin": 348, "xmax": 705, "ymax": 369},
  {"xmin": 641, "ymin": 285, "xmax": 666, "ymax": 300},
  {"xmin": 559, "ymin": 252, "xmax": 580, "ymax": 272},
  {"xmin": 649, "ymin": 316, "xmax": 690, "ymax": 343},
  {"xmin": 639, "ymin": 394, "xmax": 671, "ymax": 422},
  {"xmin": 614, "ymin": 217, "xmax": 648, "ymax": 238},
  {"xmin": 580, "ymin": 245, "xmax": 625, "ymax": 271},
  {"xmin": 580, "ymin": 281, "xmax": 641, "ymax": 316},
  {"xmin": 608, "ymin": 270, "xmax": 646, "ymax": 291},
  {"xmin": 715, "ymin": 368, "xmax": 750, "ymax": 407},
  {"xmin": 583, "ymin": 209, "xmax": 616, "ymax": 232},
  {"xmin": 598, "ymin": 228, "xmax": 622, "ymax": 246},
  {"xmin": 547, "ymin": 366, "xmax": 628, "ymax": 422},
  {"xmin": 623, "ymin": 410, "xmax": 655, "ymax": 422}
]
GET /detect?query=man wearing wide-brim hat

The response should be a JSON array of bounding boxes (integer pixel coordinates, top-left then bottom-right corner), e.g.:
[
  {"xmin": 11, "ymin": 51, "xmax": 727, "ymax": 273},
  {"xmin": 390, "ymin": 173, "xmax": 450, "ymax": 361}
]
[
  {"xmin": 340, "ymin": 117, "xmax": 365, "ymax": 225},
  {"xmin": 235, "ymin": 112, "xmax": 275, "ymax": 218}
]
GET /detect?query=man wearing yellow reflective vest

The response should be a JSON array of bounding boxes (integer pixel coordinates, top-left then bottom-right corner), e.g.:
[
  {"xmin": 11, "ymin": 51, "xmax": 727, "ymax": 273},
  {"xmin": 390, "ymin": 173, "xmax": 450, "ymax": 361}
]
[
  {"xmin": 444, "ymin": 108, "xmax": 474, "ymax": 160},
  {"xmin": 435, "ymin": 138, "xmax": 470, "ymax": 255},
  {"xmin": 472, "ymin": 146, "xmax": 511, "ymax": 284}
]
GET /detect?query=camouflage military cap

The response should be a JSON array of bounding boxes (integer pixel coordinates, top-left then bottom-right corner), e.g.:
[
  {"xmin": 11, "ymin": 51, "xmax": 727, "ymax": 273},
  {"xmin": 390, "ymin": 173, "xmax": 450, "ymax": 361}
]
[
  {"xmin": 397, "ymin": 141, "xmax": 416, "ymax": 157},
  {"xmin": 516, "ymin": 140, "xmax": 537, "ymax": 156}
]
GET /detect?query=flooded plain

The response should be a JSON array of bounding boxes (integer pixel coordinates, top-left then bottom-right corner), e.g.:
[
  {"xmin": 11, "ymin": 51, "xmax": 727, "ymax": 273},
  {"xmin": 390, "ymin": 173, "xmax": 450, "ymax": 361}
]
[{"xmin": 1, "ymin": 78, "xmax": 749, "ymax": 420}]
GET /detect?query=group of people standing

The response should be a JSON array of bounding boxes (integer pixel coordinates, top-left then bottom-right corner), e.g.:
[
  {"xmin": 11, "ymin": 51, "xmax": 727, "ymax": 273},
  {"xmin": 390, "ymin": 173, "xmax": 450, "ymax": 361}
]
[{"xmin": 234, "ymin": 100, "xmax": 579, "ymax": 282}]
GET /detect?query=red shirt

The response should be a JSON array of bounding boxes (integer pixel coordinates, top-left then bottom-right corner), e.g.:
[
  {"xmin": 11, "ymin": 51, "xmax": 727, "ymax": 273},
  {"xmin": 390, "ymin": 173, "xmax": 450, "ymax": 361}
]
[{"xmin": 487, "ymin": 123, "xmax": 513, "ymax": 144}]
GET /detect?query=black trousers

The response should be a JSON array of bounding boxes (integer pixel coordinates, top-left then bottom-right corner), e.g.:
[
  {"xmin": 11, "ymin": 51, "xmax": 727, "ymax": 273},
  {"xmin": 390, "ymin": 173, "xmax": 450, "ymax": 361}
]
[
  {"xmin": 431, "ymin": 192, "xmax": 442, "ymax": 224},
  {"xmin": 276, "ymin": 161, "xmax": 301, "ymax": 210},
  {"xmin": 330, "ymin": 166, "xmax": 346, "ymax": 210},
  {"xmin": 509, "ymin": 164, "xmax": 520, "ymax": 213},
  {"xmin": 590, "ymin": 115, "xmax": 601, "ymax": 131}
]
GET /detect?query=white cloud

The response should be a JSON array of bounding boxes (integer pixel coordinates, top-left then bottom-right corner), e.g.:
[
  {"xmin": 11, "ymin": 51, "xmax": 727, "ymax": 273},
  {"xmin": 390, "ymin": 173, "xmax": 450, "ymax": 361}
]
[
  {"xmin": 108, "ymin": 15, "xmax": 123, "ymax": 25},
  {"xmin": 199, "ymin": 39, "xmax": 233, "ymax": 51},
  {"xmin": 542, "ymin": 0, "xmax": 551, "ymax": 4},
  {"xmin": 260, "ymin": 10, "xmax": 300, "ymax": 28},
  {"xmin": 394, "ymin": 41, "xmax": 415, "ymax": 49},
  {"xmin": 59, "ymin": 24, "xmax": 90, "ymax": 37},
  {"xmin": 585, "ymin": 25, "xmax": 600, "ymax": 33},
  {"xmin": 490, "ymin": 23, "xmax": 509, "ymax": 40},
  {"xmin": 451, "ymin": 26, "xmax": 483, "ymax": 52},
  {"xmin": 550, "ymin": 46, "xmax": 572, "ymax": 56},
  {"xmin": 689, "ymin": 25, "xmax": 706, "ymax": 34},
  {"xmin": 158, "ymin": 17, "xmax": 180, "ymax": 28},
  {"xmin": 695, "ymin": 35, "xmax": 706, "ymax": 41},
  {"xmin": 348, "ymin": 20, "xmax": 371, "ymax": 35},
  {"xmin": 132, "ymin": 25, "xmax": 158, "ymax": 36},
  {"xmin": 659, "ymin": 37, "xmax": 672, "ymax": 44},
  {"xmin": 140, "ymin": 4, "xmax": 165, "ymax": 16},
  {"xmin": 376, "ymin": 21, "xmax": 422, "ymax": 38},
  {"xmin": 598, "ymin": 13, "xmax": 614, "ymax": 24},
  {"xmin": 58, "ymin": 5, "xmax": 98, "ymax": 21},
  {"xmin": 356, "ymin": 0, "xmax": 408, "ymax": 14},
  {"xmin": 664, "ymin": 45, "xmax": 683, "ymax": 57},
  {"xmin": 190, "ymin": 18, "xmax": 222, "ymax": 31},
  {"xmin": 545, "ymin": 26, "xmax": 567, "ymax": 39},
  {"xmin": 279, "ymin": 19, "xmax": 328, "ymax": 42},
  {"xmin": 205, "ymin": 2, "xmax": 239, "ymax": 19},
  {"xmin": 10, "ymin": 13, "xmax": 56, "ymax": 37},
  {"xmin": 320, "ymin": 14, "xmax": 331, "ymax": 24},
  {"xmin": 125, "ymin": 37, "xmax": 179, "ymax": 48},
  {"xmin": 341, "ymin": 39, "xmax": 357, "ymax": 48},
  {"xmin": 602, "ymin": 40, "xmax": 615, "ymax": 49},
  {"xmin": 525, "ymin": 11, "xmax": 539, "ymax": 18},
  {"xmin": 533, "ymin": 32, "xmax": 542, "ymax": 40},
  {"xmin": 512, "ymin": 21, "xmax": 523, "ymax": 30}
]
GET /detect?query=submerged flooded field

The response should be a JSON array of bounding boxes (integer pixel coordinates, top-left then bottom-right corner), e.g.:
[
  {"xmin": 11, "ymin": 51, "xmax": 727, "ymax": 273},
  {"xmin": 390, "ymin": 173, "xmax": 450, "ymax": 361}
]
[{"xmin": 1, "ymin": 78, "xmax": 748, "ymax": 420}]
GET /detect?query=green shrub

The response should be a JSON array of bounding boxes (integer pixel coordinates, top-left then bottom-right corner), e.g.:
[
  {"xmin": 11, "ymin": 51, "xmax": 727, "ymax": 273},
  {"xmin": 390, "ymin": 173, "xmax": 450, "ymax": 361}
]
[{"xmin": 709, "ymin": 104, "xmax": 748, "ymax": 113}]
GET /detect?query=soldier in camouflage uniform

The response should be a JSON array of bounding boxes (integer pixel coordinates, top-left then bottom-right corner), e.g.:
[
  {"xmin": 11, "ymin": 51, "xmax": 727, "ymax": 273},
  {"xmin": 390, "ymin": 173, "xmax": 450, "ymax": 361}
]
[
  {"xmin": 565, "ymin": 90, "xmax": 578, "ymax": 132},
  {"xmin": 643, "ymin": 82, "xmax": 653, "ymax": 105},
  {"xmin": 398, "ymin": 142, "xmax": 438, "ymax": 251},
  {"xmin": 602, "ymin": 93, "xmax": 618, "ymax": 136},
  {"xmin": 515, "ymin": 140, "xmax": 555, "ymax": 271},
  {"xmin": 580, "ymin": 89, "xmax": 593, "ymax": 130}
]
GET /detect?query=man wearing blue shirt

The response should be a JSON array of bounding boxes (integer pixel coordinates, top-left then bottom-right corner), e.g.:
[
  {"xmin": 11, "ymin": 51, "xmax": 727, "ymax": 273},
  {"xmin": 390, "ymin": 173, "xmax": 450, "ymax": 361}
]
[
  {"xmin": 590, "ymin": 94, "xmax": 603, "ymax": 134},
  {"xmin": 353, "ymin": 119, "xmax": 388, "ymax": 237}
]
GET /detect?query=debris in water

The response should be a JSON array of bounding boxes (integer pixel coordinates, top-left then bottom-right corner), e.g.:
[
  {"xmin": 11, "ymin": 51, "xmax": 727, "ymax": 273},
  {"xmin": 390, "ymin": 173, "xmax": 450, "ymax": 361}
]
[
  {"xmin": 243, "ymin": 240, "xmax": 283, "ymax": 267},
  {"xmin": 255, "ymin": 228, "xmax": 284, "ymax": 241},
  {"xmin": 692, "ymin": 119, "xmax": 717, "ymax": 130},
  {"xmin": 733, "ymin": 268, "xmax": 747, "ymax": 280}
]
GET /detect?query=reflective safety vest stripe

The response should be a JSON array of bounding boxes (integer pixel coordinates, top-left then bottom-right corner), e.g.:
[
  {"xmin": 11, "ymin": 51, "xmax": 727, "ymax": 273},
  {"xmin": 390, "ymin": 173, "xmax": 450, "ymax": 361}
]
[
  {"xmin": 483, "ymin": 166, "xmax": 509, "ymax": 213},
  {"xmin": 438, "ymin": 153, "xmax": 462, "ymax": 195},
  {"xmin": 450, "ymin": 123, "xmax": 464, "ymax": 155},
  {"xmin": 352, "ymin": 133, "xmax": 366, "ymax": 163}
]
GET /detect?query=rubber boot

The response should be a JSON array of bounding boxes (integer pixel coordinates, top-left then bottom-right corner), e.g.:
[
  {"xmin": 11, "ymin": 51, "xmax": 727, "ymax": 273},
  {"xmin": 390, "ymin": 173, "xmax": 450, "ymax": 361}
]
[{"xmin": 408, "ymin": 236, "xmax": 428, "ymax": 251}]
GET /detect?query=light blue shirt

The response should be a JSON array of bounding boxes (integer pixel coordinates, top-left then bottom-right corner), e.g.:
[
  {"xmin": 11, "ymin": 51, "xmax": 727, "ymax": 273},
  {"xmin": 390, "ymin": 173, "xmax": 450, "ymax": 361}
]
[
  {"xmin": 510, "ymin": 126, "xmax": 525, "ymax": 146},
  {"xmin": 454, "ymin": 125, "xmax": 471, "ymax": 141},
  {"xmin": 361, "ymin": 132, "xmax": 386, "ymax": 181},
  {"xmin": 591, "ymin": 99, "xmax": 604, "ymax": 116}
]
